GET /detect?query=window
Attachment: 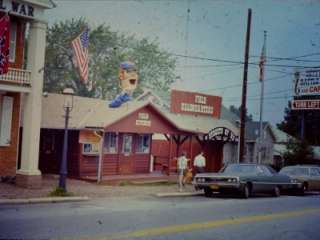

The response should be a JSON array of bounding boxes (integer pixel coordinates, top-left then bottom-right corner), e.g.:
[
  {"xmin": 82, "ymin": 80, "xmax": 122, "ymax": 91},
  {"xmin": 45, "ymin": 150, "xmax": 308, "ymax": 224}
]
[
  {"xmin": 122, "ymin": 134, "xmax": 132, "ymax": 154},
  {"xmin": 295, "ymin": 167, "xmax": 309, "ymax": 176},
  {"xmin": 9, "ymin": 21, "xmax": 17, "ymax": 62},
  {"xmin": 82, "ymin": 143, "xmax": 99, "ymax": 155},
  {"xmin": 0, "ymin": 96, "xmax": 13, "ymax": 146},
  {"xmin": 136, "ymin": 134, "xmax": 151, "ymax": 153},
  {"xmin": 310, "ymin": 168, "xmax": 320, "ymax": 177},
  {"xmin": 104, "ymin": 133, "xmax": 118, "ymax": 153}
]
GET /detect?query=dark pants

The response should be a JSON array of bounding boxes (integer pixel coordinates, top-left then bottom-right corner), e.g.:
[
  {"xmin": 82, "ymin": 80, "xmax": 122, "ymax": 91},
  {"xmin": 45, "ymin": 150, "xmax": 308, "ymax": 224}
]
[{"xmin": 194, "ymin": 166, "xmax": 205, "ymax": 175}]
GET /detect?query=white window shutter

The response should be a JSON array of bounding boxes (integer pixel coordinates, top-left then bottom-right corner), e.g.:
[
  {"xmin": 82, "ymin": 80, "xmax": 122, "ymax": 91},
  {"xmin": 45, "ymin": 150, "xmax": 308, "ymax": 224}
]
[{"xmin": 0, "ymin": 96, "xmax": 14, "ymax": 146}]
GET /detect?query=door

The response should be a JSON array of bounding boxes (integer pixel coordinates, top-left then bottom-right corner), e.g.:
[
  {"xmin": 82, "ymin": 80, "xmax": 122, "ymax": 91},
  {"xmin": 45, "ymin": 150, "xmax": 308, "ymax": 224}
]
[
  {"xmin": 119, "ymin": 134, "xmax": 133, "ymax": 174},
  {"xmin": 309, "ymin": 168, "xmax": 320, "ymax": 191}
]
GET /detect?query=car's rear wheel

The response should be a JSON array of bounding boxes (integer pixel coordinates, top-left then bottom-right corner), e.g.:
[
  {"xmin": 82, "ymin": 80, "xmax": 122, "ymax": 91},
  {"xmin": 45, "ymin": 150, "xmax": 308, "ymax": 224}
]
[
  {"xmin": 297, "ymin": 182, "xmax": 307, "ymax": 196},
  {"xmin": 204, "ymin": 188, "xmax": 213, "ymax": 197},
  {"xmin": 242, "ymin": 184, "xmax": 250, "ymax": 199},
  {"xmin": 273, "ymin": 186, "xmax": 281, "ymax": 197}
]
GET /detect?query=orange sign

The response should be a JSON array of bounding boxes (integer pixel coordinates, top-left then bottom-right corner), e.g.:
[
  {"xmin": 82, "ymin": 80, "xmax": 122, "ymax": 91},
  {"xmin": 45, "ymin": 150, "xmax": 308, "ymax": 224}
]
[{"xmin": 170, "ymin": 90, "xmax": 222, "ymax": 118}]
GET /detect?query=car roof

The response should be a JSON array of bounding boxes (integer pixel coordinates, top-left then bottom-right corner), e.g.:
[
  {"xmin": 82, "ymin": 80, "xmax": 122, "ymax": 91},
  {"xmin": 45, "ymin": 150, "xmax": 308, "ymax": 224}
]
[{"xmin": 281, "ymin": 165, "xmax": 320, "ymax": 169}]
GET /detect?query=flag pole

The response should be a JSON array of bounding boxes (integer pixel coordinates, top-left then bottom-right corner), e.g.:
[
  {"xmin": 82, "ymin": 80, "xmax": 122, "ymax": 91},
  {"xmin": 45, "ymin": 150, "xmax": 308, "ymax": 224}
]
[{"xmin": 258, "ymin": 30, "xmax": 267, "ymax": 164}]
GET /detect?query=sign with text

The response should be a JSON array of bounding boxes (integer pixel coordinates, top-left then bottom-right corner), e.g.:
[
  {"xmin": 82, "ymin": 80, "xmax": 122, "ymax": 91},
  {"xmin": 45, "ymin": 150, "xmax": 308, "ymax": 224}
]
[
  {"xmin": 170, "ymin": 90, "xmax": 222, "ymax": 118},
  {"xmin": 136, "ymin": 112, "xmax": 151, "ymax": 127},
  {"xmin": 205, "ymin": 127, "xmax": 238, "ymax": 142},
  {"xmin": 291, "ymin": 99, "xmax": 320, "ymax": 110},
  {"xmin": 294, "ymin": 69, "xmax": 320, "ymax": 97},
  {"xmin": 0, "ymin": 0, "xmax": 42, "ymax": 19}
]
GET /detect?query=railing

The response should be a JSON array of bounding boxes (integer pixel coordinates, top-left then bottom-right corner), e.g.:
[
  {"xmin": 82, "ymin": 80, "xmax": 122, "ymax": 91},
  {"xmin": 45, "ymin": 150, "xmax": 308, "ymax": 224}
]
[{"xmin": 0, "ymin": 68, "xmax": 31, "ymax": 86}]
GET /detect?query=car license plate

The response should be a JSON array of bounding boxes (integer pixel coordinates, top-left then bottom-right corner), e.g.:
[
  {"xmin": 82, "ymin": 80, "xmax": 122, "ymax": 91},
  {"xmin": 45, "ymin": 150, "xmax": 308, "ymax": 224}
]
[{"xmin": 210, "ymin": 184, "xmax": 219, "ymax": 190}]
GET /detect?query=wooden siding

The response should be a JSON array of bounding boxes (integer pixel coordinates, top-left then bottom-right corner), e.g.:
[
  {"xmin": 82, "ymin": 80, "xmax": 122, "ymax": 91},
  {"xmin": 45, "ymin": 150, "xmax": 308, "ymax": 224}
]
[{"xmin": 105, "ymin": 105, "xmax": 178, "ymax": 134}]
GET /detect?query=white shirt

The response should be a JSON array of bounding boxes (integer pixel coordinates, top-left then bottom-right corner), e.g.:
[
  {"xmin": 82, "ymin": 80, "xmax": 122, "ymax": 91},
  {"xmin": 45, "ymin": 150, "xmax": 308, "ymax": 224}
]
[
  {"xmin": 177, "ymin": 156, "xmax": 188, "ymax": 170},
  {"xmin": 193, "ymin": 154, "xmax": 206, "ymax": 167}
]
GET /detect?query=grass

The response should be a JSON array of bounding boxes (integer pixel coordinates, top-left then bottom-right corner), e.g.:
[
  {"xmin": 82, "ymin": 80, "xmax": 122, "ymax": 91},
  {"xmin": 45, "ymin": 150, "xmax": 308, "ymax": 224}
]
[{"xmin": 48, "ymin": 187, "xmax": 74, "ymax": 197}]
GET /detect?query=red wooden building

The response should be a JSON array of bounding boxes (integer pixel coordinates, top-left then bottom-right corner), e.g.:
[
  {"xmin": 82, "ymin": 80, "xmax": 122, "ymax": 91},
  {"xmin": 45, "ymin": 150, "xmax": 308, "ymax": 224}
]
[{"xmin": 39, "ymin": 91, "xmax": 238, "ymax": 181}]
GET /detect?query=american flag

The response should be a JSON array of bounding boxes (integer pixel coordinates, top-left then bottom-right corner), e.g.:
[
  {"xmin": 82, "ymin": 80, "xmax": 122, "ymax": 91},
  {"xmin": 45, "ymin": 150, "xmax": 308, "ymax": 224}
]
[
  {"xmin": 72, "ymin": 28, "xmax": 89, "ymax": 83},
  {"xmin": 259, "ymin": 31, "xmax": 267, "ymax": 82},
  {"xmin": 0, "ymin": 15, "xmax": 10, "ymax": 75}
]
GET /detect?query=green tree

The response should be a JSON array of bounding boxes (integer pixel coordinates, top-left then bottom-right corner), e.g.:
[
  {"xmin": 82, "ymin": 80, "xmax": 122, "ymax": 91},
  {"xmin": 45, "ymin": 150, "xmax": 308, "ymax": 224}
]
[
  {"xmin": 278, "ymin": 101, "xmax": 320, "ymax": 145},
  {"xmin": 44, "ymin": 18, "xmax": 177, "ymax": 99},
  {"xmin": 283, "ymin": 139, "xmax": 314, "ymax": 166},
  {"xmin": 229, "ymin": 105, "xmax": 253, "ymax": 121}
]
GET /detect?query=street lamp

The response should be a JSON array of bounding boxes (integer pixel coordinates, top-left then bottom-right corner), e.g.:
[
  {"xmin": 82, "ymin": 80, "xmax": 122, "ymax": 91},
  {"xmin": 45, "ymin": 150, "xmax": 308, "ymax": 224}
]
[{"xmin": 59, "ymin": 87, "xmax": 74, "ymax": 191}]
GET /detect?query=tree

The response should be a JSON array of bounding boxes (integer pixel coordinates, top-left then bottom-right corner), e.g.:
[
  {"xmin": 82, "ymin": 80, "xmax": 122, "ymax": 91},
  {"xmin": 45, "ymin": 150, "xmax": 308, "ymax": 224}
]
[
  {"xmin": 282, "ymin": 139, "xmax": 314, "ymax": 166},
  {"xmin": 278, "ymin": 101, "xmax": 320, "ymax": 145},
  {"xmin": 44, "ymin": 18, "xmax": 177, "ymax": 99},
  {"xmin": 229, "ymin": 105, "xmax": 253, "ymax": 122}
]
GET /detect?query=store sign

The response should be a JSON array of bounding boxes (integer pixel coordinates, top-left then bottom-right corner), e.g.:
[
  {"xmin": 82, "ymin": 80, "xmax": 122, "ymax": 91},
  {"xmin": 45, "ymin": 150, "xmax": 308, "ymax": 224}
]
[
  {"xmin": 170, "ymin": 90, "xmax": 222, "ymax": 118},
  {"xmin": 205, "ymin": 127, "xmax": 238, "ymax": 142},
  {"xmin": 0, "ymin": 0, "xmax": 37, "ymax": 18},
  {"xmin": 294, "ymin": 70, "xmax": 320, "ymax": 97},
  {"xmin": 136, "ymin": 112, "xmax": 151, "ymax": 126},
  {"xmin": 291, "ymin": 99, "xmax": 320, "ymax": 110}
]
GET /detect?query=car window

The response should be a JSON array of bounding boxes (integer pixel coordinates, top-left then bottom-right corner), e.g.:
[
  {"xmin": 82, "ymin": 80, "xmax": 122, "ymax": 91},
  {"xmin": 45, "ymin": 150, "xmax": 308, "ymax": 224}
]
[
  {"xmin": 279, "ymin": 167, "xmax": 294, "ymax": 175},
  {"xmin": 310, "ymin": 168, "xmax": 320, "ymax": 177},
  {"xmin": 295, "ymin": 167, "xmax": 309, "ymax": 176},
  {"xmin": 223, "ymin": 165, "xmax": 260, "ymax": 174},
  {"xmin": 260, "ymin": 166, "xmax": 274, "ymax": 176}
]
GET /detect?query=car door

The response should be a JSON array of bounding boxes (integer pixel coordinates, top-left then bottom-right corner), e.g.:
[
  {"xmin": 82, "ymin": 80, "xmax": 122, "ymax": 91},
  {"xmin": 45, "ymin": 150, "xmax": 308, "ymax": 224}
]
[
  {"xmin": 259, "ymin": 165, "xmax": 278, "ymax": 192},
  {"xmin": 309, "ymin": 168, "xmax": 320, "ymax": 191}
]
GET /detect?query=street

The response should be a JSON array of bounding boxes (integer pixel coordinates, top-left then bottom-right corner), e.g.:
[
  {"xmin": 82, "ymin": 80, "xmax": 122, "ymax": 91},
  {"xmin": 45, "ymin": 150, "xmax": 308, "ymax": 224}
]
[{"xmin": 1, "ymin": 193, "xmax": 320, "ymax": 240}]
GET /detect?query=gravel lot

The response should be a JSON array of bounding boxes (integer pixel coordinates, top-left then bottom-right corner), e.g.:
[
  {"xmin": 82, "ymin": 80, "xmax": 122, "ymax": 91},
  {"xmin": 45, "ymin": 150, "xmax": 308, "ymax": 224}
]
[{"xmin": 0, "ymin": 174, "xmax": 195, "ymax": 199}]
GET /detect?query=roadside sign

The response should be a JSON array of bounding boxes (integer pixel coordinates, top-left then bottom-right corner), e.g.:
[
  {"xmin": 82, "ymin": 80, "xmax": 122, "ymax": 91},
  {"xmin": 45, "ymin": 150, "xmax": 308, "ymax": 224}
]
[
  {"xmin": 291, "ymin": 99, "xmax": 320, "ymax": 110},
  {"xmin": 294, "ymin": 69, "xmax": 320, "ymax": 97}
]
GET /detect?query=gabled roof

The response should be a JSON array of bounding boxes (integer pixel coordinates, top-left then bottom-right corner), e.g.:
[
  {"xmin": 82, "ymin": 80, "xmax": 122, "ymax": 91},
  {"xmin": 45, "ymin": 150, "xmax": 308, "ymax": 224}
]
[
  {"xmin": 41, "ymin": 93, "xmax": 239, "ymax": 136},
  {"xmin": 164, "ymin": 111, "xmax": 239, "ymax": 136},
  {"xmin": 245, "ymin": 121, "xmax": 271, "ymax": 141},
  {"xmin": 269, "ymin": 125, "xmax": 294, "ymax": 143}
]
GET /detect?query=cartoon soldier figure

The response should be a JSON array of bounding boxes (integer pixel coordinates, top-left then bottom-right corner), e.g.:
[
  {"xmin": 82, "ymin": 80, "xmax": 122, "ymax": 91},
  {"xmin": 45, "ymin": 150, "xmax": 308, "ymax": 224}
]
[{"xmin": 109, "ymin": 61, "xmax": 139, "ymax": 108}]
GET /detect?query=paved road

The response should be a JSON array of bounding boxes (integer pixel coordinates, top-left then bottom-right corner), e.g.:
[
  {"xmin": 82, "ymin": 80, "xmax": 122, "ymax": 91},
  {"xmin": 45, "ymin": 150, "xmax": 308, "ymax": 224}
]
[{"xmin": 1, "ymin": 193, "xmax": 320, "ymax": 240}]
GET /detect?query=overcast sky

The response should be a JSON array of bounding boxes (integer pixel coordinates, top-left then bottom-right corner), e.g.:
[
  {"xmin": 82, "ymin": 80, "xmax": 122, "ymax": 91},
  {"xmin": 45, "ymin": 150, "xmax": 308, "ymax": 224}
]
[{"xmin": 46, "ymin": 0, "xmax": 320, "ymax": 125}]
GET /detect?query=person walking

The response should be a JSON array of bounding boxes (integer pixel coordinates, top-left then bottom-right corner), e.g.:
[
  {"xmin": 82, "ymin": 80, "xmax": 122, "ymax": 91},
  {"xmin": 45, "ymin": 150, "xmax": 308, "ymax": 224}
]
[
  {"xmin": 193, "ymin": 151, "xmax": 206, "ymax": 175},
  {"xmin": 177, "ymin": 151, "xmax": 189, "ymax": 192}
]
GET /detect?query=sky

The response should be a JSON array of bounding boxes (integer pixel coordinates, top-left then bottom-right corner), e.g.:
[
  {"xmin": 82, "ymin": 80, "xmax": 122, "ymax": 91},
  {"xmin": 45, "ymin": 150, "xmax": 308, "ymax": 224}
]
[{"xmin": 45, "ymin": 0, "xmax": 320, "ymax": 125}]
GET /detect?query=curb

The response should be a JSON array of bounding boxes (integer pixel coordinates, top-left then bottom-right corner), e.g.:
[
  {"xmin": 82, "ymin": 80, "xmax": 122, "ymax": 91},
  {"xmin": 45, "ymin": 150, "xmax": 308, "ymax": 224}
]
[
  {"xmin": 0, "ymin": 196, "xmax": 89, "ymax": 205},
  {"xmin": 155, "ymin": 192, "xmax": 203, "ymax": 197}
]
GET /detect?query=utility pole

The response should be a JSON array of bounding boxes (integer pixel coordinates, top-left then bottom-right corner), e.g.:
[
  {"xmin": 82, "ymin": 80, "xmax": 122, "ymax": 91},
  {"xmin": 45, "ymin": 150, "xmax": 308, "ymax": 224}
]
[
  {"xmin": 239, "ymin": 8, "xmax": 252, "ymax": 163},
  {"xmin": 258, "ymin": 31, "xmax": 267, "ymax": 164}
]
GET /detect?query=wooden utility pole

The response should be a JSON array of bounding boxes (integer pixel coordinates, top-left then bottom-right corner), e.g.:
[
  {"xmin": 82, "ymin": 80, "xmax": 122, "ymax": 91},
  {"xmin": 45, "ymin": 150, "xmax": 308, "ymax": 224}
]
[{"xmin": 239, "ymin": 9, "xmax": 252, "ymax": 163}]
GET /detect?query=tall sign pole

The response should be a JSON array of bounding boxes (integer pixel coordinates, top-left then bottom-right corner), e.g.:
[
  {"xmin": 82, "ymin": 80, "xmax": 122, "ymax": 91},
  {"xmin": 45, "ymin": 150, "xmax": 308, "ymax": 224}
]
[
  {"xmin": 258, "ymin": 31, "xmax": 267, "ymax": 164},
  {"xmin": 239, "ymin": 9, "xmax": 252, "ymax": 163}
]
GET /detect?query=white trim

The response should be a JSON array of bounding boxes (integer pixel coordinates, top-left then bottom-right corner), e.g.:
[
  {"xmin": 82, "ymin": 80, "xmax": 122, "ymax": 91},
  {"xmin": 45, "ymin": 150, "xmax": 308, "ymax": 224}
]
[{"xmin": 82, "ymin": 142, "xmax": 99, "ymax": 156}]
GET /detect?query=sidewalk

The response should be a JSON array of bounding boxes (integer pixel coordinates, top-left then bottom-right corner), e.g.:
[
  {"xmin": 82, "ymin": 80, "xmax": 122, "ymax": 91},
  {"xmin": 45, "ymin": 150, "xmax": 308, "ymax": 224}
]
[{"xmin": 0, "ymin": 174, "xmax": 201, "ymax": 204}]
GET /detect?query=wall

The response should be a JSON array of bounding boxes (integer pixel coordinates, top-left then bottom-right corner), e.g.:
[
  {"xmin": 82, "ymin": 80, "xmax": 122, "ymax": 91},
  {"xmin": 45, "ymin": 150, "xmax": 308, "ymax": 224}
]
[
  {"xmin": 39, "ymin": 129, "xmax": 80, "ymax": 177},
  {"xmin": 0, "ymin": 92, "xmax": 20, "ymax": 176}
]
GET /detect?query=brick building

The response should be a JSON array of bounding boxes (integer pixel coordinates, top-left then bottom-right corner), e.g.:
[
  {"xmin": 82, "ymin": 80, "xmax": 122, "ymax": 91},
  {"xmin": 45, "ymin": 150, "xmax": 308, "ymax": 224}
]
[{"xmin": 0, "ymin": 0, "xmax": 53, "ymax": 187}]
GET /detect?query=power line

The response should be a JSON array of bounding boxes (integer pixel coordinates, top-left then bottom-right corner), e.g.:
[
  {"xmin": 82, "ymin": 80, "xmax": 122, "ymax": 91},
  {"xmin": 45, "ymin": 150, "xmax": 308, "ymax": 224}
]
[
  {"xmin": 172, "ymin": 53, "xmax": 320, "ymax": 68},
  {"xmin": 200, "ymin": 73, "xmax": 291, "ymax": 92}
]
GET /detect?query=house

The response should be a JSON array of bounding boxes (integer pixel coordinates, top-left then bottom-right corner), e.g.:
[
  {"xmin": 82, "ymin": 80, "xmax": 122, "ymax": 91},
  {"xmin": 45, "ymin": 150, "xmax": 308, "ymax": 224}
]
[
  {"xmin": 39, "ymin": 90, "xmax": 239, "ymax": 181},
  {"xmin": 244, "ymin": 121, "xmax": 275, "ymax": 165},
  {"xmin": 0, "ymin": 0, "xmax": 53, "ymax": 188}
]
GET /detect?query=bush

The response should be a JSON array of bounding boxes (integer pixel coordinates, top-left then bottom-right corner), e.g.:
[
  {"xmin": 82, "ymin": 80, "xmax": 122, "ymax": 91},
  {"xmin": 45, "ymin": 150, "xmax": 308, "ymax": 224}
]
[{"xmin": 283, "ymin": 139, "xmax": 314, "ymax": 166}]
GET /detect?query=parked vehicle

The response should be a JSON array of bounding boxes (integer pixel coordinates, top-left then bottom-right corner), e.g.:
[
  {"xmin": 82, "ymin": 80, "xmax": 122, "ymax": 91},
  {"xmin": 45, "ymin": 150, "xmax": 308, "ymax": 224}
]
[
  {"xmin": 193, "ymin": 163, "xmax": 303, "ymax": 198},
  {"xmin": 279, "ymin": 165, "xmax": 320, "ymax": 192}
]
